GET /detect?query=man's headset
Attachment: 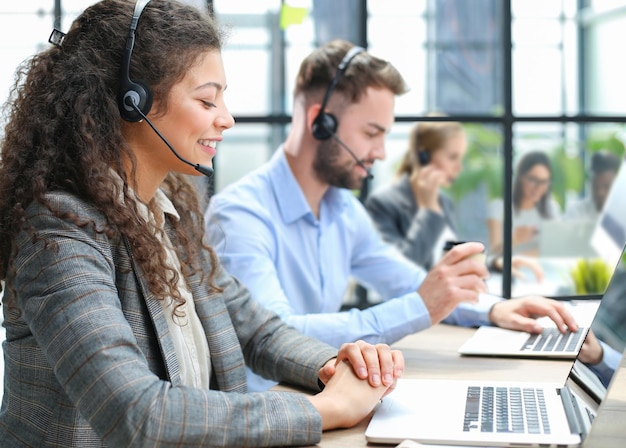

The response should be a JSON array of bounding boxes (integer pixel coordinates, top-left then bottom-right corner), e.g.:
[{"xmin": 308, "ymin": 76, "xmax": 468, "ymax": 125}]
[
  {"xmin": 310, "ymin": 45, "xmax": 374, "ymax": 180},
  {"xmin": 311, "ymin": 45, "xmax": 365, "ymax": 141}
]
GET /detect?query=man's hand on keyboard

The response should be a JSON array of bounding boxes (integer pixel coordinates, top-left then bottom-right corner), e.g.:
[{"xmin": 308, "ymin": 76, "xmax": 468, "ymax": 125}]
[{"xmin": 488, "ymin": 295, "xmax": 579, "ymax": 334}]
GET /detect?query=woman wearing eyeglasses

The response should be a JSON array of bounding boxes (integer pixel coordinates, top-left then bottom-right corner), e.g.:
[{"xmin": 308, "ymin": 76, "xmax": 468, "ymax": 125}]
[{"xmin": 487, "ymin": 150, "xmax": 561, "ymax": 257}]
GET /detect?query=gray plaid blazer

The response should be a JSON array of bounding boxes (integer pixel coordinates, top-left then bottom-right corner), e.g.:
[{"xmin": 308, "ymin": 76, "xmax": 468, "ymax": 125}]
[{"xmin": 0, "ymin": 191, "xmax": 336, "ymax": 447}]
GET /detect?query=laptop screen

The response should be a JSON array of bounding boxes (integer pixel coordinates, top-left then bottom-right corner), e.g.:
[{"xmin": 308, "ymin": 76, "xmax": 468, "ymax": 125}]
[
  {"xmin": 565, "ymin": 245, "xmax": 626, "ymax": 403},
  {"xmin": 591, "ymin": 249, "xmax": 626, "ymax": 354},
  {"xmin": 591, "ymin": 158, "xmax": 626, "ymax": 268}
]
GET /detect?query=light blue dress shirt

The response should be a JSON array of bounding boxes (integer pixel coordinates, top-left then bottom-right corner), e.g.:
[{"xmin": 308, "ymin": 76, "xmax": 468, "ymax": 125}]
[
  {"xmin": 589, "ymin": 341, "xmax": 621, "ymax": 387},
  {"xmin": 205, "ymin": 147, "xmax": 499, "ymax": 391}
]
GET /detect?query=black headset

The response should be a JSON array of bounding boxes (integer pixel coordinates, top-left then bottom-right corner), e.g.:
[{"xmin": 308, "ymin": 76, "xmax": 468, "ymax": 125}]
[
  {"xmin": 417, "ymin": 150, "xmax": 430, "ymax": 166},
  {"xmin": 118, "ymin": 0, "xmax": 153, "ymax": 122},
  {"xmin": 311, "ymin": 45, "xmax": 365, "ymax": 141}
]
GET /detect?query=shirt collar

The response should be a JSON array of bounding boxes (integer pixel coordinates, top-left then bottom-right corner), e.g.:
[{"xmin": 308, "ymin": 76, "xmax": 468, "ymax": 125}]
[
  {"xmin": 109, "ymin": 168, "xmax": 180, "ymax": 224},
  {"xmin": 269, "ymin": 147, "xmax": 348, "ymax": 225},
  {"xmin": 153, "ymin": 188, "xmax": 180, "ymax": 222}
]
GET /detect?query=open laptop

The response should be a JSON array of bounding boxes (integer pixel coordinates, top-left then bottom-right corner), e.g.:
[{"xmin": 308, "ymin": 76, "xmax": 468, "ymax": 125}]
[
  {"xmin": 365, "ymin": 290, "xmax": 622, "ymax": 447},
  {"xmin": 457, "ymin": 302, "xmax": 596, "ymax": 359},
  {"xmin": 457, "ymin": 243, "xmax": 626, "ymax": 359},
  {"xmin": 539, "ymin": 219, "xmax": 597, "ymax": 258},
  {"xmin": 364, "ymin": 359, "xmax": 611, "ymax": 447}
]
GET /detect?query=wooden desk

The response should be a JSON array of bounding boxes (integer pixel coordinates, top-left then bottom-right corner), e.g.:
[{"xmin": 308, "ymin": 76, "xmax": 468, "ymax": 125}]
[{"xmin": 310, "ymin": 324, "xmax": 626, "ymax": 448}]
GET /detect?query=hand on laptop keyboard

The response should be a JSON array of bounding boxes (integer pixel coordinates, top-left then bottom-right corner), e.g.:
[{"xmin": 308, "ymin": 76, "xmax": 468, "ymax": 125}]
[{"xmin": 488, "ymin": 295, "xmax": 579, "ymax": 334}]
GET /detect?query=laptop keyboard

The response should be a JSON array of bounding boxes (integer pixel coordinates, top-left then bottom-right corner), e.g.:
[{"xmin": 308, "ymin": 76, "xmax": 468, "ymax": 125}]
[
  {"xmin": 521, "ymin": 327, "xmax": 586, "ymax": 353},
  {"xmin": 463, "ymin": 386, "xmax": 551, "ymax": 434}
]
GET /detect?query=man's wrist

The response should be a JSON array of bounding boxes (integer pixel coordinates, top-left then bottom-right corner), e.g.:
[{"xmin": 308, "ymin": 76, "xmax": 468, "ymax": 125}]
[{"xmin": 488, "ymin": 302, "xmax": 499, "ymax": 324}]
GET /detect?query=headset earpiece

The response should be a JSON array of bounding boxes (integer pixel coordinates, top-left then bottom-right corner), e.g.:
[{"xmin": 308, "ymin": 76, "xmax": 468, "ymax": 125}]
[
  {"xmin": 119, "ymin": 79, "xmax": 153, "ymax": 122},
  {"xmin": 417, "ymin": 150, "xmax": 430, "ymax": 166},
  {"xmin": 312, "ymin": 111, "xmax": 338, "ymax": 140},
  {"xmin": 118, "ymin": 0, "xmax": 153, "ymax": 122},
  {"xmin": 312, "ymin": 45, "xmax": 364, "ymax": 141}
]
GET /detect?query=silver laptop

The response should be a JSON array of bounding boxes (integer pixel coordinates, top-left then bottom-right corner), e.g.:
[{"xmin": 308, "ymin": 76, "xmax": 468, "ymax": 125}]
[
  {"xmin": 457, "ymin": 243, "xmax": 626, "ymax": 359},
  {"xmin": 365, "ymin": 292, "xmax": 622, "ymax": 447},
  {"xmin": 364, "ymin": 363, "xmax": 606, "ymax": 447},
  {"xmin": 457, "ymin": 302, "xmax": 595, "ymax": 359},
  {"xmin": 539, "ymin": 219, "xmax": 597, "ymax": 258}
]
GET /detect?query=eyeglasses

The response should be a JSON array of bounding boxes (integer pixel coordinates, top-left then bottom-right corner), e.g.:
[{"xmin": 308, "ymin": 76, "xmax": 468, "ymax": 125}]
[{"xmin": 523, "ymin": 174, "xmax": 551, "ymax": 187}]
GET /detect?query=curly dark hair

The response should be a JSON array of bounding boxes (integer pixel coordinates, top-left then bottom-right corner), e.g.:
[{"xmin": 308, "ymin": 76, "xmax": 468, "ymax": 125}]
[{"xmin": 0, "ymin": 0, "xmax": 225, "ymax": 309}]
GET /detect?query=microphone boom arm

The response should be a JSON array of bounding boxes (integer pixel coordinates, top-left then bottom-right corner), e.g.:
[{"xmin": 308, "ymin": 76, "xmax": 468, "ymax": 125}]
[
  {"xmin": 330, "ymin": 133, "xmax": 373, "ymax": 180},
  {"xmin": 129, "ymin": 101, "xmax": 214, "ymax": 177}
]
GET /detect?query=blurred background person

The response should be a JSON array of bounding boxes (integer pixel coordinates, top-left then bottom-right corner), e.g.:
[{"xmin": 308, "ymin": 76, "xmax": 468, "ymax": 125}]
[
  {"xmin": 565, "ymin": 150, "xmax": 621, "ymax": 220},
  {"xmin": 366, "ymin": 119, "xmax": 464, "ymax": 270},
  {"xmin": 366, "ymin": 120, "xmax": 543, "ymax": 281},
  {"xmin": 487, "ymin": 150, "xmax": 560, "ymax": 257}
]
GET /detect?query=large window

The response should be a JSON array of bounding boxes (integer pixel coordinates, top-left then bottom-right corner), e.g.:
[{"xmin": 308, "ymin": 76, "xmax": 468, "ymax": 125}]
[{"xmin": 2, "ymin": 0, "xmax": 625, "ymax": 299}]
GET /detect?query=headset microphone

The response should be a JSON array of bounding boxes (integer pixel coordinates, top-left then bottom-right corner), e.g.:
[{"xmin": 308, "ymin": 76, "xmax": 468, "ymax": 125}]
[
  {"xmin": 330, "ymin": 132, "xmax": 373, "ymax": 180},
  {"xmin": 129, "ymin": 100, "xmax": 214, "ymax": 177}
]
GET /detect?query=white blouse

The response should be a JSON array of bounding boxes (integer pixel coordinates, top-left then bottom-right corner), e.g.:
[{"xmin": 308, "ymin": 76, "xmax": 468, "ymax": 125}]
[{"xmin": 141, "ymin": 189, "xmax": 212, "ymax": 388}]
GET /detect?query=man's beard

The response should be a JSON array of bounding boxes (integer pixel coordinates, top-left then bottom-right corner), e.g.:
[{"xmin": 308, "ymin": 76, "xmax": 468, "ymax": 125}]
[{"xmin": 313, "ymin": 138, "xmax": 363, "ymax": 190}]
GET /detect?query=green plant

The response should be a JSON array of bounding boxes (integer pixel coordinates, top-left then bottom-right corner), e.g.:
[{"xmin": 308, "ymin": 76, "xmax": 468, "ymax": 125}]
[
  {"xmin": 548, "ymin": 144, "xmax": 585, "ymax": 210},
  {"xmin": 445, "ymin": 123, "xmax": 503, "ymax": 201},
  {"xmin": 570, "ymin": 258, "xmax": 613, "ymax": 294}
]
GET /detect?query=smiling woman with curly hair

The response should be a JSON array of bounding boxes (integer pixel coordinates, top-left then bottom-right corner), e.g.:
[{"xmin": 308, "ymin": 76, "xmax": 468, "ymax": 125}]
[{"xmin": 0, "ymin": 1, "xmax": 402, "ymax": 446}]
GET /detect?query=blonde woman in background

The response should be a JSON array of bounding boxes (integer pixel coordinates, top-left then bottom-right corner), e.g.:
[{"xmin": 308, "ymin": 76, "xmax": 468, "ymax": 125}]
[
  {"xmin": 366, "ymin": 120, "xmax": 464, "ymax": 270},
  {"xmin": 366, "ymin": 120, "xmax": 543, "ymax": 281}
]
